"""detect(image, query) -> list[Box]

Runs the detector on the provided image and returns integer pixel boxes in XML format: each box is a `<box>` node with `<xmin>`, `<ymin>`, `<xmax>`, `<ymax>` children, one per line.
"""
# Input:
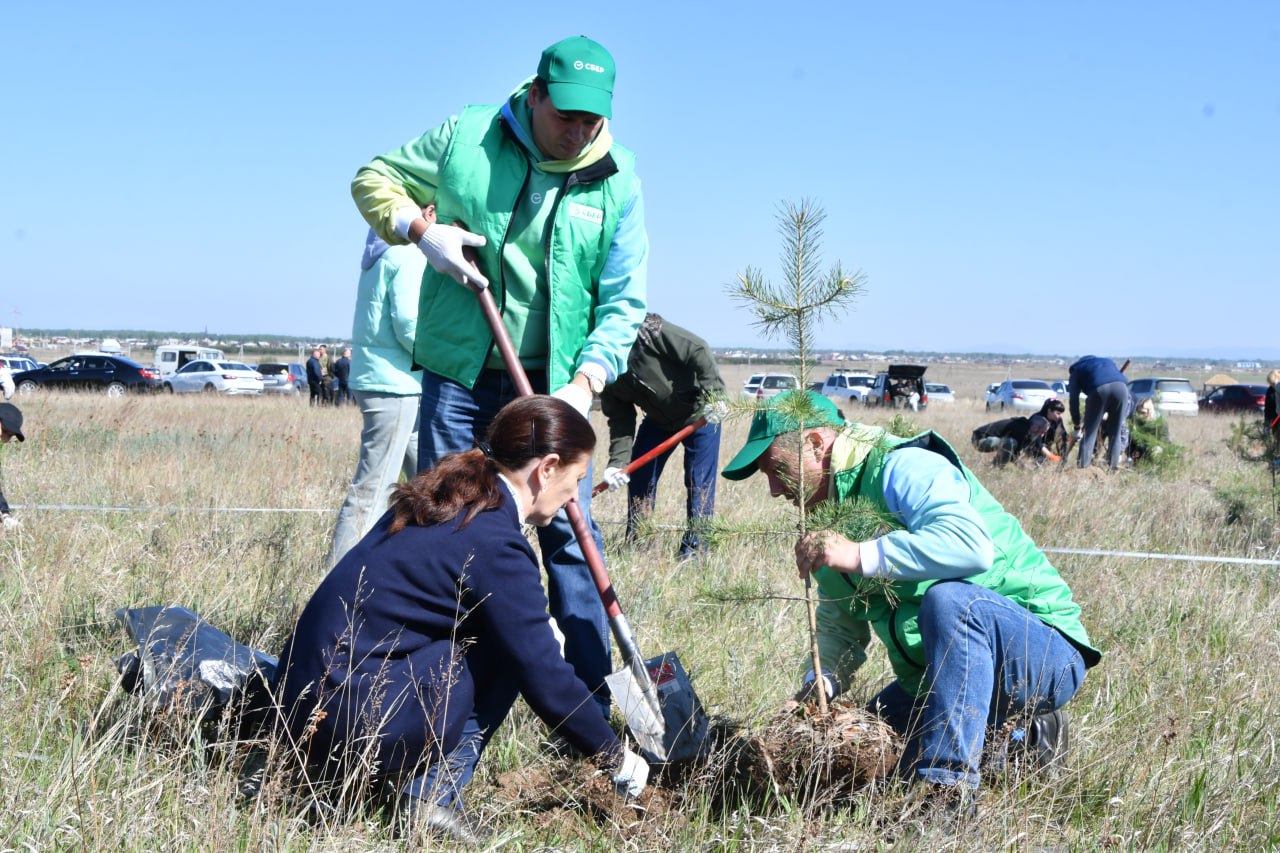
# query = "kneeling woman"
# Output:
<box><xmin>273</xmin><ymin>396</ymin><xmax>645</xmax><ymax>833</ymax></box>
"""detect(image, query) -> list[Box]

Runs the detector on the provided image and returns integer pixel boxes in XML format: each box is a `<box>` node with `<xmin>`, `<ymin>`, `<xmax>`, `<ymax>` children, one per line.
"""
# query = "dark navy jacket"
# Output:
<box><xmin>1066</xmin><ymin>356</ymin><xmax>1126</xmax><ymax>397</ymax></box>
<box><xmin>274</xmin><ymin>491</ymin><xmax>619</xmax><ymax>777</ymax></box>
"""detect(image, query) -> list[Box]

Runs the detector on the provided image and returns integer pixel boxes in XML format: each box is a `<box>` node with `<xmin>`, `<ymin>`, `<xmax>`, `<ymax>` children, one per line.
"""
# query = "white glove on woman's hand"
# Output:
<box><xmin>611</xmin><ymin>747</ymin><xmax>650</xmax><ymax>798</ymax></box>
<box><xmin>551</xmin><ymin>383</ymin><xmax>592</xmax><ymax>420</ymax></box>
<box><xmin>416</xmin><ymin>224</ymin><xmax>489</xmax><ymax>288</ymax></box>
<box><xmin>1</xmin><ymin>514</ymin><xmax>20</xmax><ymax>530</ymax></box>
<box><xmin>793</xmin><ymin>668</ymin><xmax>840</xmax><ymax>703</ymax></box>
<box><xmin>602</xmin><ymin>467</ymin><xmax>630</xmax><ymax>490</ymax></box>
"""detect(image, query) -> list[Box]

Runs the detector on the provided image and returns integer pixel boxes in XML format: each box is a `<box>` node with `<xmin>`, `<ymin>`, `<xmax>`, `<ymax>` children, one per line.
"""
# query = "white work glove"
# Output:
<box><xmin>416</xmin><ymin>223</ymin><xmax>489</xmax><ymax>289</ymax></box>
<box><xmin>1</xmin><ymin>514</ymin><xmax>20</xmax><ymax>530</ymax></box>
<box><xmin>1073</xmin><ymin>429</ymin><xmax>1084</xmax><ymax>442</ymax></box>
<box><xmin>602</xmin><ymin>467</ymin><xmax>630</xmax><ymax>491</ymax></box>
<box><xmin>611</xmin><ymin>746</ymin><xmax>650</xmax><ymax>798</ymax></box>
<box><xmin>551</xmin><ymin>383</ymin><xmax>592</xmax><ymax>420</ymax></box>
<box><xmin>700</xmin><ymin>399</ymin><xmax>729</xmax><ymax>425</ymax></box>
<box><xmin>794</xmin><ymin>669</ymin><xmax>840</xmax><ymax>703</ymax></box>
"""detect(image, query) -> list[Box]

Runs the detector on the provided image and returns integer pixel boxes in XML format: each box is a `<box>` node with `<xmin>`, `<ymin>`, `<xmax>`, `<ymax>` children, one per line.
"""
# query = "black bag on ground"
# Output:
<box><xmin>114</xmin><ymin>605</ymin><xmax>278</xmax><ymax>721</ymax></box>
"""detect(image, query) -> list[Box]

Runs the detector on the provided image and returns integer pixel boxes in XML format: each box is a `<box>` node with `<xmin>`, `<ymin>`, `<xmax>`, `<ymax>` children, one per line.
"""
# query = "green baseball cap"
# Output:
<box><xmin>537</xmin><ymin>36</ymin><xmax>616</xmax><ymax>119</ymax></box>
<box><xmin>721</xmin><ymin>391</ymin><xmax>843</xmax><ymax>481</ymax></box>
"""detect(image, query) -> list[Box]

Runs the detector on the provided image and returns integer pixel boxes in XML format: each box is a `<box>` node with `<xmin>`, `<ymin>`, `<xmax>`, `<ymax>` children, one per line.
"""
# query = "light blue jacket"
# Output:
<box><xmin>349</xmin><ymin>232</ymin><xmax>423</xmax><ymax>396</ymax></box>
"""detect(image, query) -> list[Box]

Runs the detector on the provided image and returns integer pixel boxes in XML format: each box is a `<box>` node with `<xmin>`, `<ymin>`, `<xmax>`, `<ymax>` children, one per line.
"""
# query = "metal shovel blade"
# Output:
<box><xmin>606</xmin><ymin>651</ymin><xmax>709</xmax><ymax>764</ymax></box>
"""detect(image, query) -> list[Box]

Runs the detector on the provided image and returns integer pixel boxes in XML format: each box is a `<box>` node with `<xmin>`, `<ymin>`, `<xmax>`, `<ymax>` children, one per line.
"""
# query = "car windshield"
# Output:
<box><xmin>1011</xmin><ymin>381</ymin><xmax>1052</xmax><ymax>390</ymax></box>
<box><xmin>849</xmin><ymin>376</ymin><xmax>873</xmax><ymax>387</ymax></box>
<box><xmin>1154</xmin><ymin>380</ymin><xmax>1194</xmax><ymax>394</ymax></box>
<box><xmin>763</xmin><ymin>376</ymin><xmax>796</xmax><ymax>389</ymax></box>
<box><xmin>258</xmin><ymin>364</ymin><xmax>286</xmax><ymax>375</ymax></box>
<box><xmin>926</xmin><ymin>384</ymin><xmax>951</xmax><ymax>393</ymax></box>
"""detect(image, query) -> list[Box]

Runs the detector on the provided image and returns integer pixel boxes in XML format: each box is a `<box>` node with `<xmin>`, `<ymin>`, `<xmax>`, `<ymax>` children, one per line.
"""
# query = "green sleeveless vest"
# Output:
<box><xmin>412</xmin><ymin>105</ymin><xmax>636</xmax><ymax>391</ymax></box>
<box><xmin>815</xmin><ymin>431</ymin><xmax>1100</xmax><ymax>696</ymax></box>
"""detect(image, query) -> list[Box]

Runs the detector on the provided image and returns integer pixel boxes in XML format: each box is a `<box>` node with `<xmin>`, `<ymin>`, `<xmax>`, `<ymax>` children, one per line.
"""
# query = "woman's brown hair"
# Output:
<box><xmin>388</xmin><ymin>395</ymin><xmax>596</xmax><ymax>532</ymax></box>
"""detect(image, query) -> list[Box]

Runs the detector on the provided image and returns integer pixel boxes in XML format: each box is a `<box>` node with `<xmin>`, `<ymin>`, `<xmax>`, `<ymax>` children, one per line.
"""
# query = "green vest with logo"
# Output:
<box><xmin>815</xmin><ymin>431</ymin><xmax>1100</xmax><ymax>696</ymax></box>
<box><xmin>414</xmin><ymin>105</ymin><xmax>636</xmax><ymax>391</ymax></box>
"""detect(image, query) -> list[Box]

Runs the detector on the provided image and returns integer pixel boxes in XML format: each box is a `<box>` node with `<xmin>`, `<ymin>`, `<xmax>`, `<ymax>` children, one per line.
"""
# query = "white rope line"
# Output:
<box><xmin>12</xmin><ymin>504</ymin><xmax>1280</xmax><ymax>566</ymax></box>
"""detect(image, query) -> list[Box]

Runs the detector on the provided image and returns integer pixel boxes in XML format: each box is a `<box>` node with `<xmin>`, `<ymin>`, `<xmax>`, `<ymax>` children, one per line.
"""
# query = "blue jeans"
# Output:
<box><xmin>412</xmin><ymin>369</ymin><xmax>612</xmax><ymax>807</ymax></box>
<box><xmin>627</xmin><ymin>418</ymin><xmax>720</xmax><ymax>558</ymax></box>
<box><xmin>866</xmin><ymin>580</ymin><xmax>1087</xmax><ymax>789</ymax></box>
<box><xmin>327</xmin><ymin>391</ymin><xmax>419</xmax><ymax>568</ymax></box>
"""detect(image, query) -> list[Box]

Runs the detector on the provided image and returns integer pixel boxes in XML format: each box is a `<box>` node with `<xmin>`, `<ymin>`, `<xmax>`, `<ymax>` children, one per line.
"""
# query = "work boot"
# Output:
<box><xmin>398</xmin><ymin>794</ymin><xmax>491</xmax><ymax>846</ymax></box>
<box><xmin>1027</xmin><ymin>708</ymin><xmax>1069</xmax><ymax>770</ymax></box>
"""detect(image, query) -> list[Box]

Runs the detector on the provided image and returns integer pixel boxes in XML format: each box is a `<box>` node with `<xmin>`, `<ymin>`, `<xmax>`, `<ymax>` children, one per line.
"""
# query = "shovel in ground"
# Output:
<box><xmin>464</xmin><ymin>268</ymin><xmax>708</xmax><ymax>764</ymax></box>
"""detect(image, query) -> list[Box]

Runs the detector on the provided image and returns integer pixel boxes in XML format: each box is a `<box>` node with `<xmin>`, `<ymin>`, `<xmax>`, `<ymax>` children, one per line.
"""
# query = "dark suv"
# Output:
<box><xmin>866</xmin><ymin>364</ymin><xmax>928</xmax><ymax>410</ymax></box>
<box><xmin>257</xmin><ymin>362</ymin><xmax>307</xmax><ymax>395</ymax></box>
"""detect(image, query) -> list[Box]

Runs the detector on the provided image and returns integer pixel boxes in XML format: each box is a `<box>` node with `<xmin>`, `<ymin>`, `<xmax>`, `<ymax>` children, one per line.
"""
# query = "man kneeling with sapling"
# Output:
<box><xmin>721</xmin><ymin>391</ymin><xmax>1101</xmax><ymax>819</ymax></box>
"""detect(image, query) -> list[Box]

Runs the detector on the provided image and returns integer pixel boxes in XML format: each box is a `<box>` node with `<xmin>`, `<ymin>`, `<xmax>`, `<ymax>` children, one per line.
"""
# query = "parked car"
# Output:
<box><xmin>0</xmin><ymin>355</ymin><xmax>39</xmax><ymax>374</ymax></box>
<box><xmin>866</xmin><ymin>364</ymin><xmax>928</xmax><ymax>409</ymax></box>
<box><xmin>987</xmin><ymin>379</ymin><xmax>1056</xmax><ymax>412</ymax></box>
<box><xmin>164</xmin><ymin>360</ymin><xmax>264</xmax><ymax>395</ymax></box>
<box><xmin>13</xmin><ymin>354</ymin><xmax>161</xmax><ymax>396</ymax></box>
<box><xmin>1199</xmin><ymin>384</ymin><xmax>1266</xmax><ymax>414</ymax></box>
<box><xmin>742</xmin><ymin>372</ymin><xmax>799</xmax><ymax>400</ymax></box>
<box><xmin>1048</xmin><ymin>380</ymin><xmax>1068</xmax><ymax>396</ymax></box>
<box><xmin>924</xmin><ymin>382</ymin><xmax>956</xmax><ymax>403</ymax></box>
<box><xmin>819</xmin><ymin>371</ymin><xmax>876</xmax><ymax>403</ymax></box>
<box><xmin>257</xmin><ymin>362</ymin><xmax>307</xmax><ymax>395</ymax></box>
<box><xmin>1127</xmin><ymin>377</ymin><xmax>1199</xmax><ymax>417</ymax></box>
<box><xmin>984</xmin><ymin>383</ymin><xmax>1002</xmax><ymax>407</ymax></box>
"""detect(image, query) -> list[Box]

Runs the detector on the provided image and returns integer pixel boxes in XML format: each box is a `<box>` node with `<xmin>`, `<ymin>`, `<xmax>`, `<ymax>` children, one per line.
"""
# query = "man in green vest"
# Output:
<box><xmin>722</xmin><ymin>392</ymin><xmax>1101</xmax><ymax>814</ymax></box>
<box><xmin>350</xmin><ymin>36</ymin><xmax>647</xmax><ymax>837</ymax></box>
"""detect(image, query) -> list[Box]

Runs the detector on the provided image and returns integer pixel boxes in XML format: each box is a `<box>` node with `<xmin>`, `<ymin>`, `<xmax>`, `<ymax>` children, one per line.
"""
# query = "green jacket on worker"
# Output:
<box><xmin>600</xmin><ymin>314</ymin><xmax>725</xmax><ymax>468</ymax></box>
<box><xmin>351</xmin><ymin>82</ymin><xmax>645</xmax><ymax>393</ymax></box>
<box><xmin>812</xmin><ymin>428</ymin><xmax>1101</xmax><ymax>698</ymax></box>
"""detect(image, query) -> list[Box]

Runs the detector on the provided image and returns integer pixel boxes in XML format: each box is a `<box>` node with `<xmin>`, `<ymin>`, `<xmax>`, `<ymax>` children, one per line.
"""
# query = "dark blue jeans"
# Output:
<box><xmin>866</xmin><ymin>580</ymin><xmax>1087</xmax><ymax>789</ymax></box>
<box><xmin>410</xmin><ymin>368</ymin><xmax>611</xmax><ymax>808</ymax></box>
<box><xmin>626</xmin><ymin>418</ymin><xmax>720</xmax><ymax>558</ymax></box>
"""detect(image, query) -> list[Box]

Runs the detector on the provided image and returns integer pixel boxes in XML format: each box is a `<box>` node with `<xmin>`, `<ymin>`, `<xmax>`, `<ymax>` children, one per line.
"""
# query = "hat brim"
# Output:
<box><xmin>721</xmin><ymin>433</ymin><xmax>774</xmax><ymax>481</ymax></box>
<box><xmin>545</xmin><ymin>81</ymin><xmax>612</xmax><ymax>119</ymax></box>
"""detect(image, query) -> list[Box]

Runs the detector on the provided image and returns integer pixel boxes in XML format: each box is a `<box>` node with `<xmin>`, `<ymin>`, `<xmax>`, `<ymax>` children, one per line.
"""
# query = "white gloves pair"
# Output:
<box><xmin>1</xmin><ymin>513</ymin><xmax>20</xmax><ymax>531</ymax></box>
<box><xmin>611</xmin><ymin>746</ymin><xmax>650</xmax><ymax>798</ymax></box>
<box><xmin>700</xmin><ymin>399</ymin><xmax>729</xmax><ymax>425</ymax></box>
<box><xmin>416</xmin><ymin>223</ymin><xmax>489</xmax><ymax>289</ymax></box>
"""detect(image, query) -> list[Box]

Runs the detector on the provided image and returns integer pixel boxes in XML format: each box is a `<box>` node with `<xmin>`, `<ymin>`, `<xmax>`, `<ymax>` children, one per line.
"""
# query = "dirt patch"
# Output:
<box><xmin>491</xmin><ymin>700</ymin><xmax>900</xmax><ymax>841</ymax></box>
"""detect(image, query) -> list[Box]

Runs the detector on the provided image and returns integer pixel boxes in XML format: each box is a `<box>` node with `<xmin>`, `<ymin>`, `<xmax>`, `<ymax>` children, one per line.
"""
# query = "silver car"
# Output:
<box><xmin>164</xmin><ymin>360</ymin><xmax>264</xmax><ymax>395</ymax></box>
<box><xmin>1128</xmin><ymin>377</ymin><xmax>1198</xmax><ymax>416</ymax></box>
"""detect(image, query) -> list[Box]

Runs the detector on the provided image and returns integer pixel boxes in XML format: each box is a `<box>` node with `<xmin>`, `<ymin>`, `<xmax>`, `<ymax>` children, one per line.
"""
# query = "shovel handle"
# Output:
<box><xmin>592</xmin><ymin>417</ymin><xmax>709</xmax><ymax>497</ymax></box>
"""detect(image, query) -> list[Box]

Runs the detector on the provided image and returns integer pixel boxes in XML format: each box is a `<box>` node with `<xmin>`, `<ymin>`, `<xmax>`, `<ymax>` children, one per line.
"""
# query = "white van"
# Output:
<box><xmin>154</xmin><ymin>345</ymin><xmax>226</xmax><ymax>376</ymax></box>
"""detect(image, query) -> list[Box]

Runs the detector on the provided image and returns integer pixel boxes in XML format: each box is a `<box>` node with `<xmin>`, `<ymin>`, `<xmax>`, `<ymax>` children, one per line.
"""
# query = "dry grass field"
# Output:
<box><xmin>2</xmin><ymin>365</ymin><xmax>1278</xmax><ymax>850</ymax></box>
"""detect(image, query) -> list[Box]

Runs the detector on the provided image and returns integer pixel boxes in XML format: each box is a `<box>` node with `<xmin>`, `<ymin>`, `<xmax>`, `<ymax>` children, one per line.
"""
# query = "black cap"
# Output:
<box><xmin>0</xmin><ymin>403</ymin><xmax>24</xmax><ymax>441</ymax></box>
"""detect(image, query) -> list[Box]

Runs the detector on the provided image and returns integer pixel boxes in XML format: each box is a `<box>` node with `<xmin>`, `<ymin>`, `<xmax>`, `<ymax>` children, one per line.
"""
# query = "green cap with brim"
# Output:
<box><xmin>721</xmin><ymin>391</ymin><xmax>843</xmax><ymax>481</ymax></box>
<box><xmin>537</xmin><ymin>36</ymin><xmax>615</xmax><ymax>119</ymax></box>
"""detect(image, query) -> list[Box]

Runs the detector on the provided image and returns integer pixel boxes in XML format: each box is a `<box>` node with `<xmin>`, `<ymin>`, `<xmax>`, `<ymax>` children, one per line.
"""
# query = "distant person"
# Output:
<box><xmin>327</xmin><ymin>216</ymin><xmax>429</xmax><ymax>569</ymax></box>
<box><xmin>319</xmin><ymin>344</ymin><xmax>335</xmax><ymax>405</ymax></box>
<box><xmin>1036</xmin><ymin>398</ymin><xmax>1069</xmax><ymax>456</ymax></box>
<box><xmin>274</xmin><ymin>397</ymin><xmax>647</xmax><ymax>843</ymax></box>
<box><xmin>1266</xmin><ymin>370</ymin><xmax>1280</xmax><ymax>445</ymax></box>
<box><xmin>333</xmin><ymin>348</ymin><xmax>353</xmax><ymax>406</ymax></box>
<box><xmin>305</xmin><ymin>348</ymin><xmax>325</xmax><ymax>406</ymax></box>
<box><xmin>0</xmin><ymin>403</ymin><xmax>25</xmax><ymax>532</ymax></box>
<box><xmin>971</xmin><ymin>415</ymin><xmax>1058</xmax><ymax>467</ymax></box>
<box><xmin>1067</xmin><ymin>355</ymin><xmax>1129</xmax><ymax>471</ymax></box>
<box><xmin>598</xmin><ymin>313</ymin><xmax>727</xmax><ymax>560</ymax></box>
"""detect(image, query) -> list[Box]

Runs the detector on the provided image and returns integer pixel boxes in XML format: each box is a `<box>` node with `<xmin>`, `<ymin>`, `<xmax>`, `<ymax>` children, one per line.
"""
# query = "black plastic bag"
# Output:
<box><xmin>115</xmin><ymin>605</ymin><xmax>278</xmax><ymax>719</ymax></box>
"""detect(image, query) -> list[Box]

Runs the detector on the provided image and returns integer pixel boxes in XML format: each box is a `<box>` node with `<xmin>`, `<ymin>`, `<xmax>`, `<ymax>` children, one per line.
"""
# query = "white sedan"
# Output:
<box><xmin>164</xmin><ymin>360</ymin><xmax>264</xmax><ymax>395</ymax></box>
<box><xmin>925</xmin><ymin>383</ymin><xmax>956</xmax><ymax>403</ymax></box>
<box><xmin>987</xmin><ymin>379</ymin><xmax>1057</xmax><ymax>412</ymax></box>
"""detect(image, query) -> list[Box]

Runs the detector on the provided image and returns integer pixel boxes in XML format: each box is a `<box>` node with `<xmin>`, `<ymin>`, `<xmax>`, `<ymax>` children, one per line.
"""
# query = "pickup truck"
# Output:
<box><xmin>819</xmin><ymin>371</ymin><xmax>876</xmax><ymax>403</ymax></box>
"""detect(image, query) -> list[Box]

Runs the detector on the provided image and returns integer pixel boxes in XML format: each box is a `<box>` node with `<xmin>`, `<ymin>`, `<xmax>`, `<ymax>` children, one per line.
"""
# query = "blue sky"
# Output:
<box><xmin>2</xmin><ymin>2</ymin><xmax>1276</xmax><ymax>359</ymax></box>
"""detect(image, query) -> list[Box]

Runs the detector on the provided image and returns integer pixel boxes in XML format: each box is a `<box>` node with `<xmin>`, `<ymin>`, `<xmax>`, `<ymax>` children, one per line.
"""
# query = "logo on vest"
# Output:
<box><xmin>531</xmin><ymin>192</ymin><xmax>543</xmax><ymax>205</ymax></box>
<box><xmin>567</xmin><ymin>202</ymin><xmax>603</xmax><ymax>226</ymax></box>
